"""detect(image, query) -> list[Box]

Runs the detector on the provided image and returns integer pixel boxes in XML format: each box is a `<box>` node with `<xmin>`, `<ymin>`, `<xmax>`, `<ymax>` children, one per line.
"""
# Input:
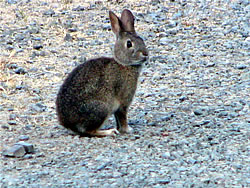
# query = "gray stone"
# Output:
<box><xmin>16</xmin><ymin>141</ymin><xmax>35</xmax><ymax>153</ymax></box>
<box><xmin>206</xmin><ymin>62</ymin><xmax>215</xmax><ymax>67</ymax></box>
<box><xmin>162</xmin><ymin>152</ymin><xmax>171</xmax><ymax>159</ymax></box>
<box><xmin>2</xmin><ymin>145</ymin><xmax>26</xmax><ymax>157</ymax></box>
<box><xmin>159</xmin><ymin>37</ymin><xmax>173</xmax><ymax>45</ymax></box>
<box><xmin>157</xmin><ymin>179</ymin><xmax>170</xmax><ymax>184</ymax></box>
<box><xmin>236</xmin><ymin>64</ymin><xmax>247</xmax><ymax>69</ymax></box>
<box><xmin>30</xmin><ymin>103</ymin><xmax>47</xmax><ymax>112</ymax></box>
<box><xmin>68</xmin><ymin>28</ymin><xmax>77</xmax><ymax>32</ymax></box>
<box><xmin>14</xmin><ymin>67</ymin><xmax>27</xmax><ymax>74</ymax></box>
<box><xmin>218</xmin><ymin>111</ymin><xmax>228</xmax><ymax>117</ymax></box>
<box><xmin>64</xmin><ymin>33</ymin><xmax>73</xmax><ymax>41</ymax></box>
<box><xmin>43</xmin><ymin>9</ymin><xmax>55</xmax><ymax>16</ymax></box>
<box><xmin>72</xmin><ymin>6</ymin><xmax>85</xmax><ymax>11</ymax></box>
<box><xmin>33</xmin><ymin>44</ymin><xmax>43</xmax><ymax>50</ymax></box>
<box><xmin>8</xmin><ymin>120</ymin><xmax>17</xmax><ymax>125</ymax></box>
<box><xmin>6</xmin><ymin>0</ymin><xmax>17</xmax><ymax>4</ymax></box>
<box><xmin>19</xmin><ymin>135</ymin><xmax>30</xmax><ymax>141</ymax></box>
<box><xmin>194</xmin><ymin>109</ymin><xmax>203</xmax><ymax>116</ymax></box>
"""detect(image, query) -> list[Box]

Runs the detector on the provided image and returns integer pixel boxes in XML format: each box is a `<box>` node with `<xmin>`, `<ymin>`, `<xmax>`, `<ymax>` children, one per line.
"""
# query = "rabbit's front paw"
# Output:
<box><xmin>119</xmin><ymin>126</ymin><xmax>133</xmax><ymax>134</ymax></box>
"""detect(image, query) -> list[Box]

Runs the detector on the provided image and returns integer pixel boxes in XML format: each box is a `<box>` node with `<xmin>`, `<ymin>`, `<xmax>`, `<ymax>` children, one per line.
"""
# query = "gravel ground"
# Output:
<box><xmin>0</xmin><ymin>0</ymin><xmax>249</xmax><ymax>187</ymax></box>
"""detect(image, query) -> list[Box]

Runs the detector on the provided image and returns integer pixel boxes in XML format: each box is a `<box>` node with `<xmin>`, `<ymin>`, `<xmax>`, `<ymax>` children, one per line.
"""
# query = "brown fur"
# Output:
<box><xmin>56</xmin><ymin>9</ymin><xmax>148</xmax><ymax>136</ymax></box>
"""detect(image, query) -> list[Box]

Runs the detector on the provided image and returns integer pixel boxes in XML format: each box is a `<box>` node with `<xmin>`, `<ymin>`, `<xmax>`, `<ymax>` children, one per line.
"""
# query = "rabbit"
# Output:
<box><xmin>56</xmin><ymin>9</ymin><xmax>148</xmax><ymax>137</ymax></box>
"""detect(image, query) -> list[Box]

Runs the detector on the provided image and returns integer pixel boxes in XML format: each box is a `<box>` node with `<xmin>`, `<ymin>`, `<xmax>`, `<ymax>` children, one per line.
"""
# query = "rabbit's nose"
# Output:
<box><xmin>142</xmin><ymin>51</ymin><xmax>149</xmax><ymax>57</ymax></box>
<box><xmin>140</xmin><ymin>50</ymin><xmax>149</xmax><ymax>62</ymax></box>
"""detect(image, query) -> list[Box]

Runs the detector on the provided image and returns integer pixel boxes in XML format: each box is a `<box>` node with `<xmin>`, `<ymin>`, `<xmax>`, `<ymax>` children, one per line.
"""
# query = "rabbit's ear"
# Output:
<box><xmin>109</xmin><ymin>11</ymin><xmax>123</xmax><ymax>35</ymax></box>
<box><xmin>121</xmin><ymin>9</ymin><xmax>135</xmax><ymax>33</ymax></box>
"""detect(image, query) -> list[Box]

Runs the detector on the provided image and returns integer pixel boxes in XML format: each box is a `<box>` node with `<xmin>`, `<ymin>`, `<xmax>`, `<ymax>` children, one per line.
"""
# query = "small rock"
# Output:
<box><xmin>178</xmin><ymin>167</ymin><xmax>187</xmax><ymax>172</ymax></box>
<box><xmin>30</xmin><ymin>103</ymin><xmax>47</xmax><ymax>112</ymax></box>
<box><xmin>64</xmin><ymin>33</ymin><xmax>73</xmax><ymax>41</ymax></box>
<box><xmin>8</xmin><ymin>120</ymin><xmax>17</xmax><ymax>125</ymax></box>
<box><xmin>31</xmin><ymin>51</ymin><xmax>40</xmax><ymax>58</ymax></box>
<box><xmin>102</xmin><ymin>24</ymin><xmax>110</xmax><ymax>30</ymax></box>
<box><xmin>24</xmin><ymin>124</ymin><xmax>34</xmax><ymax>130</ymax></box>
<box><xmin>43</xmin><ymin>9</ymin><xmax>55</xmax><ymax>16</ymax></box>
<box><xmin>131</xmin><ymin>135</ymin><xmax>140</xmax><ymax>140</ymax></box>
<box><xmin>9</xmin><ymin>114</ymin><xmax>17</xmax><ymax>120</ymax></box>
<box><xmin>218</xmin><ymin>111</ymin><xmax>228</xmax><ymax>117</ymax></box>
<box><xmin>151</xmin><ymin>0</ymin><xmax>160</xmax><ymax>5</ymax></box>
<box><xmin>68</xmin><ymin>28</ymin><xmax>77</xmax><ymax>32</ymax></box>
<box><xmin>32</xmin><ymin>37</ymin><xmax>42</xmax><ymax>41</ymax></box>
<box><xmin>206</xmin><ymin>62</ymin><xmax>215</xmax><ymax>67</ymax></box>
<box><xmin>1</xmin><ymin>125</ymin><xmax>9</xmax><ymax>129</ymax></box>
<box><xmin>16</xmin><ymin>85</ymin><xmax>26</xmax><ymax>90</ymax></box>
<box><xmin>2</xmin><ymin>145</ymin><xmax>26</xmax><ymax>157</ymax></box>
<box><xmin>161</xmin><ymin>115</ymin><xmax>173</xmax><ymax>121</ymax></box>
<box><xmin>179</xmin><ymin>96</ymin><xmax>188</xmax><ymax>102</ymax></box>
<box><xmin>236</xmin><ymin>64</ymin><xmax>247</xmax><ymax>69</ymax></box>
<box><xmin>166</xmin><ymin>20</ymin><xmax>177</xmax><ymax>28</ymax></box>
<box><xmin>158</xmin><ymin>179</ymin><xmax>170</xmax><ymax>184</ymax></box>
<box><xmin>162</xmin><ymin>152</ymin><xmax>171</xmax><ymax>159</ymax></box>
<box><xmin>16</xmin><ymin>141</ymin><xmax>34</xmax><ymax>153</ymax></box>
<box><xmin>166</xmin><ymin>28</ymin><xmax>178</xmax><ymax>35</ymax></box>
<box><xmin>33</xmin><ymin>44</ymin><xmax>43</xmax><ymax>50</ymax></box>
<box><xmin>29</xmin><ymin>27</ymin><xmax>40</xmax><ymax>34</ymax></box>
<box><xmin>15</xmin><ymin>34</ymin><xmax>25</xmax><ymax>41</ymax></box>
<box><xmin>72</xmin><ymin>6</ymin><xmax>85</xmax><ymax>11</ymax></box>
<box><xmin>194</xmin><ymin>109</ymin><xmax>203</xmax><ymax>116</ymax></box>
<box><xmin>39</xmin><ymin>51</ymin><xmax>47</xmax><ymax>56</ymax></box>
<box><xmin>79</xmin><ymin>56</ymin><xmax>87</xmax><ymax>63</ymax></box>
<box><xmin>6</xmin><ymin>0</ymin><xmax>17</xmax><ymax>4</ymax></box>
<box><xmin>159</xmin><ymin>37</ymin><xmax>173</xmax><ymax>45</ymax></box>
<box><xmin>19</xmin><ymin>135</ymin><xmax>30</xmax><ymax>141</ymax></box>
<box><xmin>6</xmin><ymin>63</ymin><xmax>18</xmax><ymax>69</ymax></box>
<box><xmin>23</xmin><ymin>154</ymin><xmax>33</xmax><ymax>159</ymax></box>
<box><xmin>14</xmin><ymin>67</ymin><xmax>27</xmax><ymax>74</ymax></box>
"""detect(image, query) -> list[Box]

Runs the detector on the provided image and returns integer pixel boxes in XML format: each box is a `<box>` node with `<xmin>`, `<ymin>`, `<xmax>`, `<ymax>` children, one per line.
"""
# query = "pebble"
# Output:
<box><xmin>6</xmin><ymin>0</ymin><xmax>17</xmax><ymax>4</ymax></box>
<box><xmin>2</xmin><ymin>145</ymin><xmax>26</xmax><ymax>157</ymax></box>
<box><xmin>206</xmin><ymin>62</ymin><xmax>215</xmax><ymax>67</ymax></box>
<box><xmin>159</xmin><ymin>37</ymin><xmax>173</xmax><ymax>45</ymax></box>
<box><xmin>72</xmin><ymin>6</ymin><xmax>85</xmax><ymax>11</ymax></box>
<box><xmin>218</xmin><ymin>111</ymin><xmax>228</xmax><ymax>117</ymax></box>
<box><xmin>43</xmin><ymin>9</ymin><xmax>55</xmax><ymax>16</ymax></box>
<box><xmin>68</xmin><ymin>28</ymin><xmax>77</xmax><ymax>32</ymax></box>
<box><xmin>236</xmin><ymin>64</ymin><xmax>247</xmax><ymax>69</ymax></box>
<box><xmin>162</xmin><ymin>152</ymin><xmax>171</xmax><ymax>159</ymax></box>
<box><xmin>19</xmin><ymin>135</ymin><xmax>30</xmax><ymax>141</ymax></box>
<box><xmin>29</xmin><ymin>103</ymin><xmax>47</xmax><ymax>112</ymax></box>
<box><xmin>8</xmin><ymin>120</ymin><xmax>17</xmax><ymax>125</ymax></box>
<box><xmin>64</xmin><ymin>33</ymin><xmax>73</xmax><ymax>41</ymax></box>
<box><xmin>193</xmin><ymin>109</ymin><xmax>203</xmax><ymax>116</ymax></box>
<box><xmin>14</xmin><ymin>67</ymin><xmax>27</xmax><ymax>74</ymax></box>
<box><xmin>1</xmin><ymin>125</ymin><xmax>9</xmax><ymax>129</ymax></box>
<box><xmin>15</xmin><ymin>141</ymin><xmax>35</xmax><ymax>153</ymax></box>
<box><xmin>33</xmin><ymin>44</ymin><xmax>43</xmax><ymax>50</ymax></box>
<box><xmin>157</xmin><ymin>179</ymin><xmax>170</xmax><ymax>184</ymax></box>
<box><xmin>9</xmin><ymin>114</ymin><xmax>17</xmax><ymax>120</ymax></box>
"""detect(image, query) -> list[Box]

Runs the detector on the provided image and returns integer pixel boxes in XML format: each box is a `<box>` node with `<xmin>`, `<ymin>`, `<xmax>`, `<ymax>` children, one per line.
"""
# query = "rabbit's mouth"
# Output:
<box><xmin>135</xmin><ymin>55</ymin><xmax>148</xmax><ymax>63</ymax></box>
<box><xmin>130</xmin><ymin>57</ymin><xmax>148</xmax><ymax>66</ymax></box>
<box><xmin>141</xmin><ymin>56</ymin><xmax>148</xmax><ymax>62</ymax></box>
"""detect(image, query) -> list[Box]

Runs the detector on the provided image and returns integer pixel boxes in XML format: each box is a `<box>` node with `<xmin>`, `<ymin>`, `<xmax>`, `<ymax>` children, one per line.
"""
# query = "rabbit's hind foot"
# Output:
<box><xmin>85</xmin><ymin>128</ymin><xmax>119</xmax><ymax>137</ymax></box>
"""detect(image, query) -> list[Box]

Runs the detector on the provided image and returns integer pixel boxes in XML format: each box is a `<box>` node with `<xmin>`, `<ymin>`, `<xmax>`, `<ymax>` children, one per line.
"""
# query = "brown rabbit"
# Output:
<box><xmin>56</xmin><ymin>9</ymin><xmax>148</xmax><ymax>137</ymax></box>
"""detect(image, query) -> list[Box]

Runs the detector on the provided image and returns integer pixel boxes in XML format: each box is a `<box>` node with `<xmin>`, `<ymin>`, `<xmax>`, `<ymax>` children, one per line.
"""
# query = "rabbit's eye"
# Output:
<box><xmin>127</xmin><ymin>40</ymin><xmax>132</xmax><ymax>48</ymax></box>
